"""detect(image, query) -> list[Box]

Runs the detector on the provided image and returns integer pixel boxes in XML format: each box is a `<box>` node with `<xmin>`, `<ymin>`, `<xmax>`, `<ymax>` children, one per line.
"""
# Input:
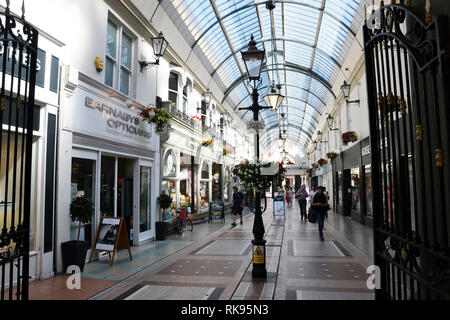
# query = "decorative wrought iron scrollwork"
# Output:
<box><xmin>365</xmin><ymin>4</ymin><xmax>440</xmax><ymax>70</ymax></box>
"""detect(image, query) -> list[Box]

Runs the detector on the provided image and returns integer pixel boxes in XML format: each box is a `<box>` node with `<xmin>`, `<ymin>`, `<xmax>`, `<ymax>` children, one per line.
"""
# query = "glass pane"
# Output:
<box><xmin>71</xmin><ymin>158</ymin><xmax>96</xmax><ymax>246</ymax></box>
<box><xmin>106</xmin><ymin>20</ymin><xmax>117</xmax><ymax>58</ymax></box>
<box><xmin>169</xmin><ymin>91</ymin><xmax>178</xmax><ymax>105</ymax></box>
<box><xmin>105</xmin><ymin>57</ymin><xmax>114</xmax><ymax>87</ymax></box>
<box><xmin>200</xmin><ymin>181</ymin><xmax>209</xmax><ymax>209</ymax></box>
<box><xmin>169</xmin><ymin>72</ymin><xmax>178</xmax><ymax>91</ymax></box>
<box><xmin>101</xmin><ymin>156</ymin><xmax>115</xmax><ymax>217</ymax></box>
<box><xmin>121</xmin><ymin>32</ymin><xmax>132</xmax><ymax>69</ymax></box>
<box><xmin>140</xmin><ymin>166</ymin><xmax>151</xmax><ymax>233</ymax></box>
<box><xmin>120</xmin><ymin>68</ymin><xmax>130</xmax><ymax>96</ymax></box>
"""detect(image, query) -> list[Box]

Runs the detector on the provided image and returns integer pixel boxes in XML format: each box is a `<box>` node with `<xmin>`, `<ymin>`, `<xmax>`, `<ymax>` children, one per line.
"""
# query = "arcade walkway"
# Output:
<box><xmin>25</xmin><ymin>200</ymin><xmax>374</xmax><ymax>300</ymax></box>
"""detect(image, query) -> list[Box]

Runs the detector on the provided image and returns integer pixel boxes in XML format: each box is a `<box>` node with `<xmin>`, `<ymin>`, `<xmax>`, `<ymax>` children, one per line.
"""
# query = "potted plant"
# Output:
<box><xmin>61</xmin><ymin>191</ymin><xmax>94</xmax><ymax>272</ymax></box>
<box><xmin>141</xmin><ymin>106</ymin><xmax>172</xmax><ymax>134</ymax></box>
<box><xmin>341</xmin><ymin>131</ymin><xmax>358</xmax><ymax>145</ymax></box>
<box><xmin>156</xmin><ymin>192</ymin><xmax>173</xmax><ymax>241</ymax></box>
<box><xmin>317</xmin><ymin>158</ymin><xmax>328</xmax><ymax>167</ymax></box>
<box><xmin>327</xmin><ymin>152</ymin><xmax>339</xmax><ymax>160</ymax></box>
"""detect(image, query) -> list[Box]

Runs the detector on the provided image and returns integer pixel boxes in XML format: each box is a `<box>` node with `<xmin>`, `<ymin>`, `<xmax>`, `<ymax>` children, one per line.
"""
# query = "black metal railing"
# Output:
<box><xmin>364</xmin><ymin>2</ymin><xmax>450</xmax><ymax>300</ymax></box>
<box><xmin>0</xmin><ymin>10</ymin><xmax>39</xmax><ymax>300</ymax></box>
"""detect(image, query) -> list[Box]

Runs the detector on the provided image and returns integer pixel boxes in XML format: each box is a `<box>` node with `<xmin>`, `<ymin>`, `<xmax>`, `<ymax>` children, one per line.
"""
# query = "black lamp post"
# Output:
<box><xmin>139</xmin><ymin>31</ymin><xmax>169</xmax><ymax>72</ymax></box>
<box><xmin>239</xmin><ymin>34</ymin><xmax>270</xmax><ymax>279</ymax></box>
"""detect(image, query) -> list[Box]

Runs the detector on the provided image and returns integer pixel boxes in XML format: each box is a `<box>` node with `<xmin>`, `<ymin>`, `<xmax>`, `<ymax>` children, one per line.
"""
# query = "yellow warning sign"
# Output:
<box><xmin>253</xmin><ymin>247</ymin><xmax>264</xmax><ymax>264</ymax></box>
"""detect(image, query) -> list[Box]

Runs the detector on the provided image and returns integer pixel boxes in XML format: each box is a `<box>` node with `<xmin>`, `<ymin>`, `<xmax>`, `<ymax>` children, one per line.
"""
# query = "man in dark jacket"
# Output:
<box><xmin>231</xmin><ymin>186</ymin><xmax>244</xmax><ymax>227</ymax></box>
<box><xmin>295</xmin><ymin>184</ymin><xmax>309</xmax><ymax>221</ymax></box>
<box><xmin>311</xmin><ymin>186</ymin><xmax>329</xmax><ymax>240</ymax></box>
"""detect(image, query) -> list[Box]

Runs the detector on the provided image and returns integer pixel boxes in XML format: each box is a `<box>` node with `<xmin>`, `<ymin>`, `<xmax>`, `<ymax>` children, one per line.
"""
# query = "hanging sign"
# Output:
<box><xmin>89</xmin><ymin>217</ymin><xmax>132</xmax><ymax>266</ymax></box>
<box><xmin>247</xmin><ymin>120</ymin><xmax>265</xmax><ymax>132</ymax></box>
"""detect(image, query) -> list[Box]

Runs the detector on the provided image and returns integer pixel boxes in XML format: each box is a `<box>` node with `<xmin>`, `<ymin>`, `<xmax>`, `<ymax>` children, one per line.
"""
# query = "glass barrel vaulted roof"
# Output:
<box><xmin>160</xmin><ymin>0</ymin><xmax>365</xmax><ymax>150</ymax></box>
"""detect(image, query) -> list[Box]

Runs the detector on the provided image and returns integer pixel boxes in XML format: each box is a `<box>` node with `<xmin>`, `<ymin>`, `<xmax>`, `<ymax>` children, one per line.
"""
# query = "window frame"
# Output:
<box><xmin>168</xmin><ymin>71</ymin><xmax>179</xmax><ymax>108</ymax></box>
<box><xmin>104</xmin><ymin>16</ymin><xmax>135</xmax><ymax>97</ymax></box>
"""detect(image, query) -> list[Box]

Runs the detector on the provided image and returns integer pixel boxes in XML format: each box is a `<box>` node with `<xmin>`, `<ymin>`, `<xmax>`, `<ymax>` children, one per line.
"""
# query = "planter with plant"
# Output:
<box><xmin>156</xmin><ymin>193</ymin><xmax>173</xmax><ymax>241</ymax></box>
<box><xmin>317</xmin><ymin>158</ymin><xmax>328</xmax><ymax>167</ymax></box>
<box><xmin>61</xmin><ymin>191</ymin><xmax>94</xmax><ymax>272</ymax></box>
<box><xmin>341</xmin><ymin>131</ymin><xmax>358</xmax><ymax>145</ymax></box>
<box><xmin>140</xmin><ymin>106</ymin><xmax>172</xmax><ymax>134</ymax></box>
<box><xmin>327</xmin><ymin>152</ymin><xmax>339</xmax><ymax>160</ymax></box>
<box><xmin>202</xmin><ymin>138</ymin><xmax>214</xmax><ymax>147</ymax></box>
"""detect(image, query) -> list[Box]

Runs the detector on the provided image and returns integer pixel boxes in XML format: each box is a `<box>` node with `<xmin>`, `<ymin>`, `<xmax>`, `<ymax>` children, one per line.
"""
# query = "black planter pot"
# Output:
<box><xmin>155</xmin><ymin>221</ymin><xmax>169</xmax><ymax>241</ymax></box>
<box><xmin>61</xmin><ymin>240</ymin><xmax>89</xmax><ymax>272</ymax></box>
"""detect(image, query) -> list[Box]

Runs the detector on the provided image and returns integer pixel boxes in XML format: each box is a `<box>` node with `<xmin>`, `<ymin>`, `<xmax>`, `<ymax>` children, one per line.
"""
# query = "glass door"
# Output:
<box><xmin>138</xmin><ymin>160</ymin><xmax>153</xmax><ymax>242</ymax></box>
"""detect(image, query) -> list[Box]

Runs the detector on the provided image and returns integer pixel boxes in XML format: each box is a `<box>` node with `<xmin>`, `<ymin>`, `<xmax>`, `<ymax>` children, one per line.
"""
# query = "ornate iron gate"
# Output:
<box><xmin>0</xmin><ymin>9</ymin><xmax>39</xmax><ymax>300</ymax></box>
<box><xmin>364</xmin><ymin>2</ymin><xmax>450</xmax><ymax>299</ymax></box>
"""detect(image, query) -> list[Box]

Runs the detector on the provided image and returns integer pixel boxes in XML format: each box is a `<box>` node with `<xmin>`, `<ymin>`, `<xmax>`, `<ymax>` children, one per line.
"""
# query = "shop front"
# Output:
<box><xmin>64</xmin><ymin>86</ymin><xmax>160</xmax><ymax>264</ymax></box>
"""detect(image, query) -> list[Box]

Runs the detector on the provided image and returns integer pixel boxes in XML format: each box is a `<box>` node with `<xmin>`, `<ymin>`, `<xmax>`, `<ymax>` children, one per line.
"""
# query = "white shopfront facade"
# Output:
<box><xmin>56</xmin><ymin>74</ymin><xmax>160</xmax><ymax>271</ymax></box>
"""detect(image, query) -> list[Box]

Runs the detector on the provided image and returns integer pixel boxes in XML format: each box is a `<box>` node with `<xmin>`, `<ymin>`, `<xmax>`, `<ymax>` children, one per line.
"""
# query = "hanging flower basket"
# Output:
<box><xmin>312</xmin><ymin>162</ymin><xmax>319</xmax><ymax>169</ymax></box>
<box><xmin>232</xmin><ymin>160</ymin><xmax>271</xmax><ymax>192</ymax></box>
<box><xmin>317</xmin><ymin>158</ymin><xmax>328</xmax><ymax>167</ymax></box>
<box><xmin>327</xmin><ymin>152</ymin><xmax>338</xmax><ymax>160</ymax></box>
<box><xmin>141</xmin><ymin>106</ymin><xmax>172</xmax><ymax>134</ymax></box>
<box><xmin>341</xmin><ymin>131</ymin><xmax>358</xmax><ymax>145</ymax></box>
<box><xmin>202</xmin><ymin>138</ymin><xmax>214</xmax><ymax>147</ymax></box>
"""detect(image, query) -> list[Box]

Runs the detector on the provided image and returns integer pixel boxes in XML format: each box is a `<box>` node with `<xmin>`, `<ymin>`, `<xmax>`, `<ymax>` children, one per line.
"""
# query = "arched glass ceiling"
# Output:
<box><xmin>161</xmin><ymin>0</ymin><xmax>364</xmax><ymax>150</ymax></box>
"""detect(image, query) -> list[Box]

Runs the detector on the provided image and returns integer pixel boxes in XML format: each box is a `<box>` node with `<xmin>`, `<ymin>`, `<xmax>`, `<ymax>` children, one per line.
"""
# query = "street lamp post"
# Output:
<box><xmin>239</xmin><ymin>35</ymin><xmax>276</xmax><ymax>279</ymax></box>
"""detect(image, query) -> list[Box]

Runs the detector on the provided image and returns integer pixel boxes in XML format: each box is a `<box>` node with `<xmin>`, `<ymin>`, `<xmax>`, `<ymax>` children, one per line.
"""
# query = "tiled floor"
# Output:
<box><xmin>21</xmin><ymin>201</ymin><xmax>375</xmax><ymax>300</ymax></box>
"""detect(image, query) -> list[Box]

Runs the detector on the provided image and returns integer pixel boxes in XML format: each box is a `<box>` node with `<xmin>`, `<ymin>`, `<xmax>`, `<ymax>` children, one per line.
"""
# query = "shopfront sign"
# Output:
<box><xmin>75</xmin><ymin>92</ymin><xmax>156</xmax><ymax>150</ymax></box>
<box><xmin>362</xmin><ymin>145</ymin><xmax>371</xmax><ymax>157</ymax></box>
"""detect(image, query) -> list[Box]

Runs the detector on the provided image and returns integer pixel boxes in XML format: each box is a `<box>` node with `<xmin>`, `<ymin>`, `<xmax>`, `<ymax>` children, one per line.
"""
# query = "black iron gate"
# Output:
<box><xmin>0</xmin><ymin>9</ymin><xmax>39</xmax><ymax>300</ymax></box>
<box><xmin>364</xmin><ymin>2</ymin><xmax>450</xmax><ymax>299</ymax></box>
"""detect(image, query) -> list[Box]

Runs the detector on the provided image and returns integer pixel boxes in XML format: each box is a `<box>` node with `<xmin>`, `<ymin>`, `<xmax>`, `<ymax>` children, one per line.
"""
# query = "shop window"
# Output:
<box><xmin>168</xmin><ymin>72</ymin><xmax>178</xmax><ymax>107</ymax></box>
<box><xmin>224</xmin><ymin>167</ymin><xmax>231</xmax><ymax>203</ymax></box>
<box><xmin>199</xmin><ymin>182</ymin><xmax>209</xmax><ymax>209</ymax></box>
<box><xmin>182</xmin><ymin>82</ymin><xmax>189</xmax><ymax>114</ymax></box>
<box><xmin>0</xmin><ymin>135</ymin><xmax>36</xmax><ymax>250</ymax></box>
<box><xmin>100</xmin><ymin>156</ymin><xmax>115</xmax><ymax>217</ymax></box>
<box><xmin>105</xmin><ymin>18</ymin><xmax>134</xmax><ymax>96</ymax></box>
<box><xmin>351</xmin><ymin>167</ymin><xmax>360</xmax><ymax>211</ymax></box>
<box><xmin>139</xmin><ymin>166</ymin><xmax>151</xmax><ymax>233</ymax></box>
<box><xmin>337</xmin><ymin>172</ymin><xmax>342</xmax><ymax>205</ymax></box>
<box><xmin>71</xmin><ymin>157</ymin><xmax>96</xmax><ymax>246</ymax></box>
<box><xmin>212</xmin><ymin>163</ymin><xmax>221</xmax><ymax>202</ymax></box>
<box><xmin>179</xmin><ymin>166</ymin><xmax>197</xmax><ymax>209</ymax></box>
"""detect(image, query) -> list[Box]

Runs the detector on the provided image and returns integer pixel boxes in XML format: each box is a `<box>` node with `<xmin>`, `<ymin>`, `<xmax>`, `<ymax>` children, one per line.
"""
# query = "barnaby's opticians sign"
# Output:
<box><xmin>75</xmin><ymin>92</ymin><xmax>155</xmax><ymax>149</ymax></box>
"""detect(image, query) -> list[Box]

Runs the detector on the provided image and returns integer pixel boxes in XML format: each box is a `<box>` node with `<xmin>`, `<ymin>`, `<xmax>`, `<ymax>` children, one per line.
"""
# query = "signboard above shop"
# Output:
<box><xmin>74</xmin><ymin>90</ymin><xmax>157</xmax><ymax>151</ymax></box>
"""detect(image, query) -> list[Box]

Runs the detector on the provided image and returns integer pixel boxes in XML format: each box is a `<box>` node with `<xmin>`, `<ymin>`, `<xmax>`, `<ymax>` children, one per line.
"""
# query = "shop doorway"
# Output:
<box><xmin>117</xmin><ymin>158</ymin><xmax>134</xmax><ymax>244</ymax></box>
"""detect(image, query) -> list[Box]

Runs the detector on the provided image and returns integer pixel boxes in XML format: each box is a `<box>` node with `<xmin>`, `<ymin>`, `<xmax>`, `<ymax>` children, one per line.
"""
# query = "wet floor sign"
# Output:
<box><xmin>253</xmin><ymin>246</ymin><xmax>264</xmax><ymax>264</ymax></box>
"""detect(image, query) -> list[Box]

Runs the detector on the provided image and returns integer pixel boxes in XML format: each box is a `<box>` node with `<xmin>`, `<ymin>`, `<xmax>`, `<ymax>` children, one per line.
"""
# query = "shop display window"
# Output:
<box><xmin>0</xmin><ymin>135</ymin><xmax>37</xmax><ymax>250</ymax></box>
<box><xmin>179</xmin><ymin>165</ymin><xmax>197</xmax><ymax>209</ymax></box>
<box><xmin>224</xmin><ymin>167</ymin><xmax>232</xmax><ymax>203</ymax></box>
<box><xmin>212</xmin><ymin>163</ymin><xmax>221</xmax><ymax>202</ymax></box>
<box><xmin>71</xmin><ymin>157</ymin><xmax>96</xmax><ymax>246</ymax></box>
<box><xmin>351</xmin><ymin>167</ymin><xmax>360</xmax><ymax>211</ymax></box>
<box><xmin>100</xmin><ymin>156</ymin><xmax>115</xmax><ymax>217</ymax></box>
<box><xmin>199</xmin><ymin>181</ymin><xmax>209</xmax><ymax>209</ymax></box>
<box><xmin>365</xmin><ymin>164</ymin><xmax>373</xmax><ymax>217</ymax></box>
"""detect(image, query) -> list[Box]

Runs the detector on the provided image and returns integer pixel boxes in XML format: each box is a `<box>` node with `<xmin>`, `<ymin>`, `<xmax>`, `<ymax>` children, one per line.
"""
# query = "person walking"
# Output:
<box><xmin>311</xmin><ymin>186</ymin><xmax>329</xmax><ymax>240</ymax></box>
<box><xmin>295</xmin><ymin>184</ymin><xmax>309</xmax><ymax>221</ymax></box>
<box><xmin>288</xmin><ymin>187</ymin><xmax>295</xmax><ymax>208</ymax></box>
<box><xmin>231</xmin><ymin>186</ymin><xmax>244</xmax><ymax>227</ymax></box>
<box><xmin>285</xmin><ymin>187</ymin><xmax>291</xmax><ymax>208</ymax></box>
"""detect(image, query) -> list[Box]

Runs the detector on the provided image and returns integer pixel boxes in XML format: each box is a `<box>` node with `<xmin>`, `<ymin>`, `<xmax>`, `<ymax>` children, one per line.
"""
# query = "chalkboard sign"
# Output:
<box><xmin>89</xmin><ymin>217</ymin><xmax>132</xmax><ymax>266</ymax></box>
<box><xmin>208</xmin><ymin>201</ymin><xmax>225</xmax><ymax>223</ymax></box>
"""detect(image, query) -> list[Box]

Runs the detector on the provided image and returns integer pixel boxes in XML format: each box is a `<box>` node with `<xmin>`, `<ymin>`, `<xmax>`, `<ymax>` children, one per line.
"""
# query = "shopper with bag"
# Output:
<box><xmin>311</xmin><ymin>186</ymin><xmax>329</xmax><ymax>240</ymax></box>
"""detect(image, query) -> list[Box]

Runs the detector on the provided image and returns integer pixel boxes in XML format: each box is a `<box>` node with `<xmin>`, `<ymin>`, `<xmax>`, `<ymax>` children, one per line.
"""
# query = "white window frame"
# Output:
<box><xmin>105</xmin><ymin>16</ymin><xmax>135</xmax><ymax>97</ymax></box>
<box><xmin>168</xmin><ymin>71</ymin><xmax>179</xmax><ymax>108</ymax></box>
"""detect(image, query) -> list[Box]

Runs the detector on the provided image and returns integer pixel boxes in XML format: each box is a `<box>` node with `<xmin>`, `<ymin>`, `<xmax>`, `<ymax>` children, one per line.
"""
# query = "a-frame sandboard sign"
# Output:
<box><xmin>89</xmin><ymin>217</ymin><xmax>132</xmax><ymax>266</ymax></box>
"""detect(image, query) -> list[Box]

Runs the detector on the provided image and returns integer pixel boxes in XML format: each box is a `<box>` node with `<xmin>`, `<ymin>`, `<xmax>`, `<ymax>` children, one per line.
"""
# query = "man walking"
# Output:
<box><xmin>231</xmin><ymin>186</ymin><xmax>244</xmax><ymax>227</ymax></box>
<box><xmin>311</xmin><ymin>186</ymin><xmax>329</xmax><ymax>240</ymax></box>
<box><xmin>295</xmin><ymin>184</ymin><xmax>309</xmax><ymax>221</ymax></box>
